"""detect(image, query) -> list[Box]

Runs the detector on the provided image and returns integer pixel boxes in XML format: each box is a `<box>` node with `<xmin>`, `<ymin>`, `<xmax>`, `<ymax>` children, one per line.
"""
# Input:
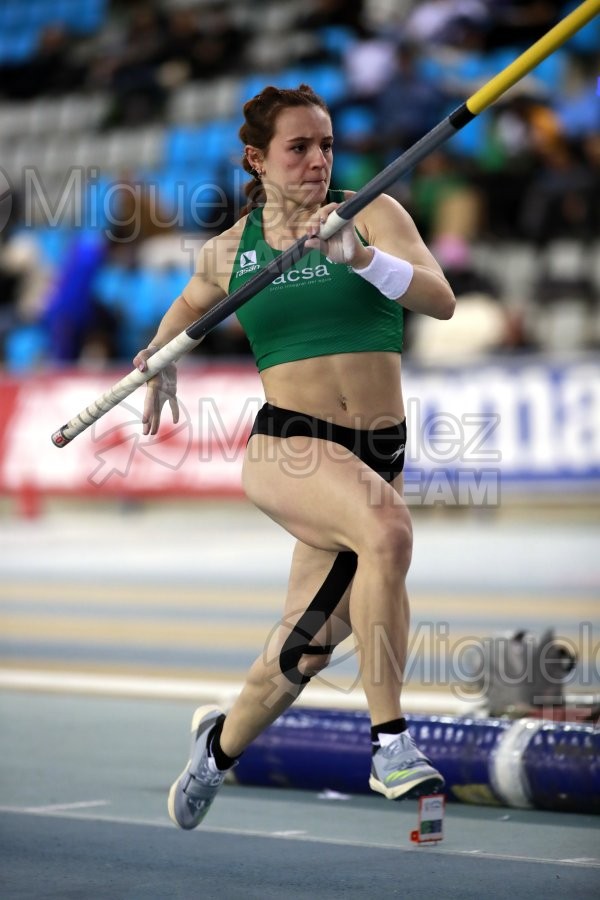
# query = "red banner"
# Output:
<box><xmin>0</xmin><ymin>365</ymin><xmax>263</xmax><ymax>499</ymax></box>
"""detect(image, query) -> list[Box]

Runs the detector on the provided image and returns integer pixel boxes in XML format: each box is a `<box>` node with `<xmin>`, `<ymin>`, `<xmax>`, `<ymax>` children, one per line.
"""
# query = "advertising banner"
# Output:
<box><xmin>1</xmin><ymin>358</ymin><xmax>598</xmax><ymax>502</ymax></box>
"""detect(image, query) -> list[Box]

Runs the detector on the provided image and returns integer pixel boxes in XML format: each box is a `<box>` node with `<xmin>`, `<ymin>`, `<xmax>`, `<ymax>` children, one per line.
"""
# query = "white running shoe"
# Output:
<box><xmin>168</xmin><ymin>705</ymin><xmax>232</xmax><ymax>829</ymax></box>
<box><xmin>369</xmin><ymin>731</ymin><xmax>445</xmax><ymax>800</ymax></box>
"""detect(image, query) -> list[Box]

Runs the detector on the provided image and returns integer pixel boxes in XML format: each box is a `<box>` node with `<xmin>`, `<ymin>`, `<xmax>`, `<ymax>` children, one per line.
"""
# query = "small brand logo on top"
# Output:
<box><xmin>240</xmin><ymin>250</ymin><xmax>257</xmax><ymax>268</ymax></box>
<box><xmin>236</xmin><ymin>248</ymin><xmax>260</xmax><ymax>278</ymax></box>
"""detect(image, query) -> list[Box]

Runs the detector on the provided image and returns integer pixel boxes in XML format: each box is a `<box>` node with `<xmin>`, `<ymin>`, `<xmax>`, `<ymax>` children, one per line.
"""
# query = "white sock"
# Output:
<box><xmin>376</xmin><ymin>731</ymin><xmax>408</xmax><ymax>748</ymax></box>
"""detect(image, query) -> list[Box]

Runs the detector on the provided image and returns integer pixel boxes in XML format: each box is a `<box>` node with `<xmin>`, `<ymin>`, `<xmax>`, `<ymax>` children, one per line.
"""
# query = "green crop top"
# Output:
<box><xmin>230</xmin><ymin>190</ymin><xmax>404</xmax><ymax>372</ymax></box>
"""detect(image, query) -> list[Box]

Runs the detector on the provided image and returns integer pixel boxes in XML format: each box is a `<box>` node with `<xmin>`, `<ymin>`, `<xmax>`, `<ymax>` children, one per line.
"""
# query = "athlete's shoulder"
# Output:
<box><xmin>342</xmin><ymin>189</ymin><xmax>409</xmax><ymax>216</ymax></box>
<box><xmin>346</xmin><ymin>190</ymin><xmax>416</xmax><ymax>242</ymax></box>
<box><xmin>202</xmin><ymin>217</ymin><xmax>250</xmax><ymax>260</ymax></box>
<box><xmin>219</xmin><ymin>214</ymin><xmax>251</xmax><ymax>244</ymax></box>
<box><xmin>193</xmin><ymin>216</ymin><xmax>251</xmax><ymax>291</ymax></box>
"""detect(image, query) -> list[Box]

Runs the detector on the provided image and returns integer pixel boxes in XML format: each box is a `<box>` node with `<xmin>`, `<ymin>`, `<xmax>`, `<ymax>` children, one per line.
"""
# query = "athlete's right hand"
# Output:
<box><xmin>133</xmin><ymin>346</ymin><xmax>179</xmax><ymax>436</ymax></box>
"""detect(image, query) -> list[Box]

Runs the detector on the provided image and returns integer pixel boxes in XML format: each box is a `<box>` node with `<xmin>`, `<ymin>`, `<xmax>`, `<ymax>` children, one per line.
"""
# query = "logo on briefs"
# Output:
<box><xmin>240</xmin><ymin>250</ymin><xmax>258</xmax><ymax>268</ymax></box>
<box><xmin>388</xmin><ymin>444</ymin><xmax>405</xmax><ymax>464</ymax></box>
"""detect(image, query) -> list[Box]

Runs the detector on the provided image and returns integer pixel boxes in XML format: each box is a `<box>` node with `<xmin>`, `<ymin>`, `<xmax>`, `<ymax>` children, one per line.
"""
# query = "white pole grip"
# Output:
<box><xmin>318</xmin><ymin>209</ymin><xmax>349</xmax><ymax>241</ymax></box>
<box><xmin>51</xmin><ymin>331</ymin><xmax>200</xmax><ymax>447</ymax></box>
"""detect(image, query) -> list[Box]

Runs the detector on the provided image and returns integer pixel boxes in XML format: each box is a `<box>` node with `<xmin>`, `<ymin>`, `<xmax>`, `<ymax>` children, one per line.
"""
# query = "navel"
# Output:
<box><xmin>338</xmin><ymin>395</ymin><xmax>348</xmax><ymax>411</ymax></box>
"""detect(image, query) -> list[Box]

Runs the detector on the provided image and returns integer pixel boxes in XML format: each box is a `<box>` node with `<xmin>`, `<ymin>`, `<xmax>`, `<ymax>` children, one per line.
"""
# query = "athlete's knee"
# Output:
<box><xmin>297</xmin><ymin>650</ymin><xmax>333</xmax><ymax>679</ymax></box>
<box><xmin>362</xmin><ymin>510</ymin><xmax>413</xmax><ymax>572</ymax></box>
<box><xmin>279</xmin><ymin>638</ymin><xmax>334</xmax><ymax>686</ymax></box>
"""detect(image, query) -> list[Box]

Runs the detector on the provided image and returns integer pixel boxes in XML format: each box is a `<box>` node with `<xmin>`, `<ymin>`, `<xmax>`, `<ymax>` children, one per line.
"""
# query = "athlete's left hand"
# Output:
<box><xmin>305</xmin><ymin>202</ymin><xmax>373</xmax><ymax>268</ymax></box>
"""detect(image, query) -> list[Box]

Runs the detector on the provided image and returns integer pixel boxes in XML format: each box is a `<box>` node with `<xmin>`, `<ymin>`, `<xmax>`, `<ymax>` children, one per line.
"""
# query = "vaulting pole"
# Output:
<box><xmin>51</xmin><ymin>0</ymin><xmax>600</xmax><ymax>447</ymax></box>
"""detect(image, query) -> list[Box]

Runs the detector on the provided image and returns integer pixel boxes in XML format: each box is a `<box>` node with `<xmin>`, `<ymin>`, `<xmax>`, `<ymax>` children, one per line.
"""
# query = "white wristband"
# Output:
<box><xmin>352</xmin><ymin>247</ymin><xmax>414</xmax><ymax>300</ymax></box>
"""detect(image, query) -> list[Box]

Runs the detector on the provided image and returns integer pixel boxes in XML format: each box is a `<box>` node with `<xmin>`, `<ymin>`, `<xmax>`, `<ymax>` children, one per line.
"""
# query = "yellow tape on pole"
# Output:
<box><xmin>466</xmin><ymin>0</ymin><xmax>600</xmax><ymax>116</ymax></box>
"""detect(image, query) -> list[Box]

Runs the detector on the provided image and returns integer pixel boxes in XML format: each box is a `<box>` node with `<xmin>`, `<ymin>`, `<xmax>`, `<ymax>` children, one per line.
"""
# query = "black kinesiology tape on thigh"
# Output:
<box><xmin>278</xmin><ymin>550</ymin><xmax>358</xmax><ymax>685</ymax></box>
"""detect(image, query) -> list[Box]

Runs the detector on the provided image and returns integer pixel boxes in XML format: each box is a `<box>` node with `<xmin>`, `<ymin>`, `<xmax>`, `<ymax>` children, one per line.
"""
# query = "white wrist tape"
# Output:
<box><xmin>352</xmin><ymin>247</ymin><xmax>414</xmax><ymax>300</ymax></box>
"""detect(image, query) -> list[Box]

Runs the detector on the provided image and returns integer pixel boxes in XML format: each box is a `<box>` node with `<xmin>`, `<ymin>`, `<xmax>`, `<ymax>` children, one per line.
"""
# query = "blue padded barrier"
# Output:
<box><xmin>233</xmin><ymin>708</ymin><xmax>599</xmax><ymax>814</ymax></box>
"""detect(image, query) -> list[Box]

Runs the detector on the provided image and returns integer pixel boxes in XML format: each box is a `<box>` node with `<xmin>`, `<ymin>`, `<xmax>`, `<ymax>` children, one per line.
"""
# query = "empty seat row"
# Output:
<box><xmin>3</xmin><ymin>127</ymin><xmax>165</xmax><ymax>180</ymax></box>
<box><xmin>0</xmin><ymin>94</ymin><xmax>110</xmax><ymax>141</ymax></box>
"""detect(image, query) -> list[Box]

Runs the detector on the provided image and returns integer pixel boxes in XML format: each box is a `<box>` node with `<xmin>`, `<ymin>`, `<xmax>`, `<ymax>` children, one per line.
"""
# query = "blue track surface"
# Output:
<box><xmin>1</xmin><ymin>691</ymin><xmax>598</xmax><ymax>900</ymax></box>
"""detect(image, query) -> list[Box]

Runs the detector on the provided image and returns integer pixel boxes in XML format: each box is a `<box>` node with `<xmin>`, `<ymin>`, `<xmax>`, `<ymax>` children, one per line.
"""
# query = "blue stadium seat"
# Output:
<box><xmin>239</xmin><ymin>68</ymin><xmax>349</xmax><ymax>107</ymax></box>
<box><xmin>165</xmin><ymin>127</ymin><xmax>205</xmax><ymax>167</ymax></box>
<box><xmin>188</xmin><ymin>176</ymin><xmax>231</xmax><ymax>230</ymax></box>
<box><xmin>239</xmin><ymin>74</ymin><xmax>274</xmax><ymax>105</ymax></box>
<box><xmin>334</xmin><ymin>106</ymin><xmax>376</xmax><ymax>140</ymax></box>
<box><xmin>488</xmin><ymin>46</ymin><xmax>565</xmax><ymax>94</ymax></box>
<box><xmin>331</xmin><ymin>150</ymin><xmax>359</xmax><ymax>185</ymax></box>
<box><xmin>301</xmin><ymin>66</ymin><xmax>348</xmax><ymax>106</ymax></box>
<box><xmin>532</xmin><ymin>50</ymin><xmax>566</xmax><ymax>92</ymax></box>
<box><xmin>155</xmin><ymin>164</ymin><xmax>221</xmax><ymax>229</ymax></box>
<box><xmin>4</xmin><ymin>324</ymin><xmax>48</xmax><ymax>373</ymax></box>
<box><xmin>557</xmin><ymin>85</ymin><xmax>600</xmax><ymax>137</ymax></box>
<box><xmin>317</xmin><ymin>26</ymin><xmax>358</xmax><ymax>58</ymax></box>
<box><xmin>93</xmin><ymin>264</ymin><xmax>131</xmax><ymax>310</ymax></box>
<box><xmin>68</xmin><ymin>0</ymin><xmax>107</xmax><ymax>35</ymax></box>
<box><xmin>444</xmin><ymin>104</ymin><xmax>486</xmax><ymax>158</ymax></box>
<box><xmin>273</xmin><ymin>68</ymin><xmax>315</xmax><ymax>91</ymax></box>
<box><xmin>561</xmin><ymin>1</ymin><xmax>600</xmax><ymax>52</ymax></box>
<box><xmin>220</xmin><ymin>161</ymin><xmax>246</xmax><ymax>206</ymax></box>
<box><xmin>127</xmin><ymin>269</ymin><xmax>165</xmax><ymax>327</ymax></box>
<box><xmin>165</xmin><ymin>122</ymin><xmax>238</xmax><ymax>168</ymax></box>
<box><xmin>165</xmin><ymin>267</ymin><xmax>190</xmax><ymax>300</ymax></box>
<box><xmin>25</xmin><ymin>227</ymin><xmax>72</xmax><ymax>268</ymax></box>
<box><xmin>0</xmin><ymin>7</ymin><xmax>13</xmax><ymax>31</ymax></box>
<box><xmin>198</xmin><ymin>120</ymin><xmax>240</xmax><ymax>165</ymax></box>
<box><xmin>0</xmin><ymin>29</ymin><xmax>38</xmax><ymax>64</ymax></box>
<box><xmin>23</xmin><ymin>1</ymin><xmax>53</xmax><ymax>28</ymax></box>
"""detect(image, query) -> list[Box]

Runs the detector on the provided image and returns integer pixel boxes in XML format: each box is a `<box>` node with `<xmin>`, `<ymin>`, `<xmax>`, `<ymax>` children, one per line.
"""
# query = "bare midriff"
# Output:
<box><xmin>260</xmin><ymin>350</ymin><xmax>405</xmax><ymax>428</ymax></box>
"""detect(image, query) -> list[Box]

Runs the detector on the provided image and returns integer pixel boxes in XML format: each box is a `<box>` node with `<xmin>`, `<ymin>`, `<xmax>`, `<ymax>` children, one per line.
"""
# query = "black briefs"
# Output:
<box><xmin>249</xmin><ymin>402</ymin><xmax>407</xmax><ymax>483</ymax></box>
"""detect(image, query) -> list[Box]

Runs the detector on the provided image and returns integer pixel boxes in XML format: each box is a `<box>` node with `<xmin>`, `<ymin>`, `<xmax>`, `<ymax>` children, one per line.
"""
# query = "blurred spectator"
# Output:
<box><xmin>297</xmin><ymin>0</ymin><xmax>367</xmax><ymax>35</ymax></box>
<box><xmin>41</xmin><ymin>230</ymin><xmax>112</xmax><ymax>364</ymax></box>
<box><xmin>0</xmin><ymin>25</ymin><xmax>86</xmax><ymax>100</ymax></box>
<box><xmin>106</xmin><ymin>176</ymin><xmax>176</xmax><ymax>259</ymax></box>
<box><xmin>407</xmin><ymin>236</ymin><xmax>520</xmax><ymax>363</ymax></box>
<box><xmin>92</xmin><ymin>6</ymin><xmax>168</xmax><ymax>126</ymax></box>
<box><xmin>476</xmin><ymin>95</ymin><xmax>557</xmax><ymax>238</ymax></box>
<box><xmin>0</xmin><ymin>234</ymin><xmax>53</xmax><ymax>328</ymax></box>
<box><xmin>410</xmin><ymin>151</ymin><xmax>483</xmax><ymax>245</ymax></box>
<box><xmin>0</xmin><ymin>232</ymin><xmax>54</xmax><ymax>370</ymax></box>
<box><xmin>484</xmin><ymin>1</ymin><xmax>560</xmax><ymax>51</ymax></box>
<box><xmin>371</xmin><ymin>42</ymin><xmax>446</xmax><ymax>158</ymax></box>
<box><xmin>520</xmin><ymin>136</ymin><xmax>600</xmax><ymax>244</ymax></box>
<box><xmin>341</xmin><ymin>36</ymin><xmax>398</xmax><ymax>103</ymax></box>
<box><xmin>0</xmin><ymin>0</ymin><xmax>598</xmax><ymax>367</ymax></box>
<box><xmin>402</xmin><ymin>0</ymin><xmax>490</xmax><ymax>46</ymax></box>
<box><xmin>0</xmin><ymin>181</ymin><xmax>20</xmax><ymax>340</ymax></box>
<box><xmin>554</xmin><ymin>51</ymin><xmax>600</xmax><ymax>141</ymax></box>
<box><xmin>162</xmin><ymin>8</ymin><xmax>202</xmax><ymax>72</ymax></box>
<box><xmin>186</xmin><ymin>3</ymin><xmax>245</xmax><ymax>80</ymax></box>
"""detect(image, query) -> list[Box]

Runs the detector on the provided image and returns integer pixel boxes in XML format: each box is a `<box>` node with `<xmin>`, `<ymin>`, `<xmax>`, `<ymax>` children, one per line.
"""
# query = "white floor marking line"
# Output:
<box><xmin>560</xmin><ymin>858</ymin><xmax>599</xmax><ymax>864</ymax></box>
<box><xmin>0</xmin><ymin>806</ymin><xmax>598</xmax><ymax>868</ymax></box>
<box><xmin>271</xmin><ymin>830</ymin><xmax>307</xmax><ymax>837</ymax></box>
<box><xmin>23</xmin><ymin>800</ymin><xmax>110</xmax><ymax>813</ymax></box>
